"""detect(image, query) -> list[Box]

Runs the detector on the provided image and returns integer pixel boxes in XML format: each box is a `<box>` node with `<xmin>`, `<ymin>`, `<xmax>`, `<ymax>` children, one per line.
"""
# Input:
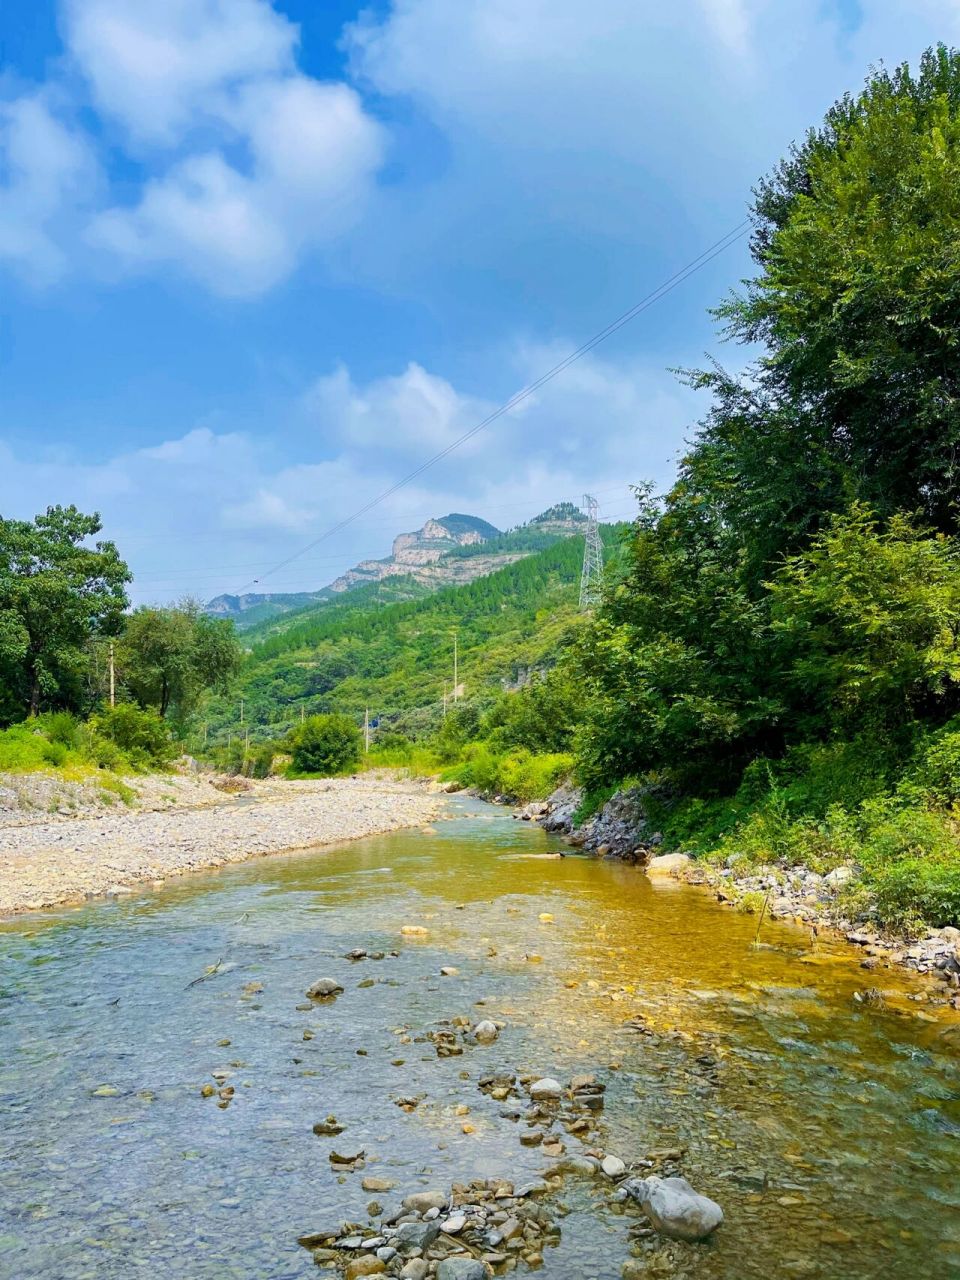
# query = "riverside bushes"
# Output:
<box><xmin>0</xmin><ymin>707</ymin><xmax>174</xmax><ymax>776</ymax></box>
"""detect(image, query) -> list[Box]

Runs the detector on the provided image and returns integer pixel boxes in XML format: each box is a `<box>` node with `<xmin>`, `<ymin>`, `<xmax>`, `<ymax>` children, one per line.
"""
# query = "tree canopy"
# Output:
<box><xmin>0</xmin><ymin>506</ymin><xmax>130</xmax><ymax>721</ymax></box>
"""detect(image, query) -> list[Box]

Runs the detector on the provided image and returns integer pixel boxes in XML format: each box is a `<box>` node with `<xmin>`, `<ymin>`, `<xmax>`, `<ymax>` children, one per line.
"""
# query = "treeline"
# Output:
<box><xmin>473</xmin><ymin>47</ymin><xmax>960</xmax><ymax>928</ymax></box>
<box><xmin>0</xmin><ymin>507</ymin><xmax>241</xmax><ymax>771</ymax></box>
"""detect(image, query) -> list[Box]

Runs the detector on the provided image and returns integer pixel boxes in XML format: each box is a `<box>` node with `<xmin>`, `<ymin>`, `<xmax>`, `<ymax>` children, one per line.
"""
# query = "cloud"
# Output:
<box><xmin>61</xmin><ymin>0</ymin><xmax>297</xmax><ymax>146</ymax></box>
<box><xmin>0</xmin><ymin>91</ymin><xmax>98</xmax><ymax>285</ymax></box>
<box><xmin>0</xmin><ymin>343</ymin><xmax>698</xmax><ymax>600</ymax></box>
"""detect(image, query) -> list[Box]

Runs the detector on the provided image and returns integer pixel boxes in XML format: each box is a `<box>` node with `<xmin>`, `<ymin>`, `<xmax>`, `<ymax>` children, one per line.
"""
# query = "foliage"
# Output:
<box><xmin>289</xmin><ymin>714</ymin><xmax>363</xmax><ymax>777</ymax></box>
<box><xmin>89</xmin><ymin>704</ymin><xmax>175</xmax><ymax>771</ymax></box>
<box><xmin>0</xmin><ymin>708</ymin><xmax>165</xmax><ymax>778</ymax></box>
<box><xmin>120</xmin><ymin>601</ymin><xmax>241</xmax><ymax>721</ymax></box>
<box><xmin>0</xmin><ymin>506</ymin><xmax>130</xmax><ymax>720</ymax></box>
<box><xmin>445</xmin><ymin>744</ymin><xmax>573</xmax><ymax>802</ymax></box>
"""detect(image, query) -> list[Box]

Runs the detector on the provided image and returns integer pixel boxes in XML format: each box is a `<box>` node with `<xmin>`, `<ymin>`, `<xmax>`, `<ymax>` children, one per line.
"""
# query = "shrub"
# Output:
<box><xmin>290</xmin><ymin>714</ymin><xmax>362</xmax><ymax>777</ymax></box>
<box><xmin>89</xmin><ymin>704</ymin><xmax>174</xmax><ymax>771</ymax></box>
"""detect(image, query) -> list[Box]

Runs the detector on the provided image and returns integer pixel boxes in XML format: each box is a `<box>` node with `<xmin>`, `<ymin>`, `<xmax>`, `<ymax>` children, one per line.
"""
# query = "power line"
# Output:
<box><xmin>232</xmin><ymin>221</ymin><xmax>751</xmax><ymax>594</ymax></box>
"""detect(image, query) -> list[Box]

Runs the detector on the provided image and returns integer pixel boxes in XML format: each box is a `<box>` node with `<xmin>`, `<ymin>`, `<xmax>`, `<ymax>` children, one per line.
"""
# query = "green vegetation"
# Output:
<box><xmin>0</xmin><ymin>708</ymin><xmax>172</xmax><ymax>778</ymax></box>
<box><xmin>565</xmin><ymin>47</ymin><xmax>960</xmax><ymax>930</ymax></box>
<box><xmin>289</xmin><ymin>713</ymin><xmax>363</xmax><ymax>777</ymax></box>
<box><xmin>119</xmin><ymin>600</ymin><xmax>241</xmax><ymax>723</ymax></box>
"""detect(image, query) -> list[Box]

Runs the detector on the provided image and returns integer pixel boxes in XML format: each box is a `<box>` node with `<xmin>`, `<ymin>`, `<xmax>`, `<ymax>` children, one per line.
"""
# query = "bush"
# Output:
<box><xmin>89</xmin><ymin>704</ymin><xmax>174</xmax><ymax>771</ymax></box>
<box><xmin>290</xmin><ymin>714</ymin><xmax>362</xmax><ymax>777</ymax></box>
<box><xmin>445</xmin><ymin>744</ymin><xmax>573</xmax><ymax>802</ymax></box>
<box><xmin>243</xmin><ymin>741</ymin><xmax>276</xmax><ymax>779</ymax></box>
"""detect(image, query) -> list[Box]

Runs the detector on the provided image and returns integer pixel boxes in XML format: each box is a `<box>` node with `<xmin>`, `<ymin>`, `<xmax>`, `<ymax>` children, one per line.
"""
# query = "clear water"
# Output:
<box><xmin>0</xmin><ymin>799</ymin><xmax>958</xmax><ymax>1279</ymax></box>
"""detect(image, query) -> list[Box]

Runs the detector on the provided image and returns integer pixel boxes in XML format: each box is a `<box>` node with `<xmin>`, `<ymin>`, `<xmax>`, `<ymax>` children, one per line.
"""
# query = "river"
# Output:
<box><xmin>1</xmin><ymin>798</ymin><xmax>958</xmax><ymax>1279</ymax></box>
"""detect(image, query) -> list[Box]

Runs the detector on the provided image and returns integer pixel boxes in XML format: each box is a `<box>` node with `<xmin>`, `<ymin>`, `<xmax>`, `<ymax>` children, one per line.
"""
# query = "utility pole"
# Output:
<box><xmin>442</xmin><ymin>683</ymin><xmax>448</xmax><ymax>720</ymax></box>
<box><xmin>239</xmin><ymin>697</ymin><xmax>244</xmax><ymax>725</ymax></box>
<box><xmin>579</xmin><ymin>493</ymin><xmax>604</xmax><ymax>610</ymax></box>
<box><xmin>364</xmin><ymin>708</ymin><xmax>370</xmax><ymax>754</ymax></box>
<box><xmin>300</xmin><ymin>705</ymin><xmax>305</xmax><ymax>724</ymax></box>
<box><xmin>452</xmin><ymin>630</ymin><xmax>459</xmax><ymax>703</ymax></box>
<box><xmin>108</xmin><ymin>641</ymin><xmax>116</xmax><ymax>708</ymax></box>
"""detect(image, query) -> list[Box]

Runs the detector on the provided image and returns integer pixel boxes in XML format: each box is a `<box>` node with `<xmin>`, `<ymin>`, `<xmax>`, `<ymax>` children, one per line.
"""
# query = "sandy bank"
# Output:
<box><xmin>0</xmin><ymin>774</ymin><xmax>443</xmax><ymax>915</ymax></box>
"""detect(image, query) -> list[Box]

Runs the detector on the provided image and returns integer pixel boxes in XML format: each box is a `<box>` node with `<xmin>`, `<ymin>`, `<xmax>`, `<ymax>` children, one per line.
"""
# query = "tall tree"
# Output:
<box><xmin>0</xmin><ymin>506</ymin><xmax>130</xmax><ymax>720</ymax></box>
<box><xmin>119</xmin><ymin>600</ymin><xmax>241</xmax><ymax>721</ymax></box>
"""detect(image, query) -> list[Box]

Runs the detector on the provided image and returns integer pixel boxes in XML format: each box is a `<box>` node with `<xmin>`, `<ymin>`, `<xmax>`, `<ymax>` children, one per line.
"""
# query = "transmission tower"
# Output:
<box><xmin>579</xmin><ymin>493</ymin><xmax>604</xmax><ymax>609</ymax></box>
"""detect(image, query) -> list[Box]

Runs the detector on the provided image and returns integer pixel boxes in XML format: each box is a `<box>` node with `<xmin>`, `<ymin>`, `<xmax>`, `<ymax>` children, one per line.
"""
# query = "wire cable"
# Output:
<box><xmin>230</xmin><ymin>220</ymin><xmax>751</xmax><ymax>593</ymax></box>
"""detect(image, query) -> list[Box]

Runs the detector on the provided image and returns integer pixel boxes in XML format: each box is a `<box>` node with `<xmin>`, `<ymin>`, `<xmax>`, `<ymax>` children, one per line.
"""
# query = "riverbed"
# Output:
<box><xmin>0</xmin><ymin>799</ymin><xmax>958</xmax><ymax>1279</ymax></box>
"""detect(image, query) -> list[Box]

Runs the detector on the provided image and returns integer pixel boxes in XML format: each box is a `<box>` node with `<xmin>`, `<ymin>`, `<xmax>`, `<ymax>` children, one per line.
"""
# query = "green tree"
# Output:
<box><xmin>119</xmin><ymin>601</ymin><xmax>241</xmax><ymax>720</ymax></box>
<box><xmin>710</xmin><ymin>44</ymin><xmax>960</xmax><ymax>545</ymax></box>
<box><xmin>290</xmin><ymin>714</ymin><xmax>362</xmax><ymax>776</ymax></box>
<box><xmin>0</xmin><ymin>506</ymin><xmax>130</xmax><ymax>720</ymax></box>
<box><xmin>769</xmin><ymin>506</ymin><xmax>960</xmax><ymax>736</ymax></box>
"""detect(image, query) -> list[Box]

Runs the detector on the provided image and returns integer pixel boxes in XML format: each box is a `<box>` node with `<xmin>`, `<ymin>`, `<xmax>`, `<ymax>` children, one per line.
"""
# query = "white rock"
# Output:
<box><xmin>629</xmin><ymin>1175</ymin><xmax>723</xmax><ymax>1241</ymax></box>
<box><xmin>441</xmin><ymin>1214</ymin><xmax>467</xmax><ymax>1234</ymax></box>
<box><xmin>601</xmin><ymin>1155</ymin><xmax>627</xmax><ymax>1178</ymax></box>
<box><xmin>529</xmin><ymin>1078</ymin><xmax>563</xmax><ymax>1100</ymax></box>
<box><xmin>824</xmin><ymin>865</ymin><xmax>854</xmax><ymax>888</ymax></box>
<box><xmin>473</xmin><ymin>1020</ymin><xmax>499</xmax><ymax>1044</ymax></box>
<box><xmin>645</xmin><ymin>853</ymin><xmax>692</xmax><ymax>877</ymax></box>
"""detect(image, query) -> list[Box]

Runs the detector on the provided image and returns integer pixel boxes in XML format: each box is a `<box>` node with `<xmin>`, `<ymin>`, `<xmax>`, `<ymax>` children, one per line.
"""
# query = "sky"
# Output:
<box><xmin>2</xmin><ymin>0</ymin><xmax>959</xmax><ymax>603</ymax></box>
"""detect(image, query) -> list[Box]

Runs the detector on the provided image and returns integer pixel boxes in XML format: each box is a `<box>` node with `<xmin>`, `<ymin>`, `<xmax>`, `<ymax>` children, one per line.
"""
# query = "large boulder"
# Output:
<box><xmin>626</xmin><ymin>1175</ymin><xmax>723</xmax><ymax>1241</ymax></box>
<box><xmin>645</xmin><ymin>853</ymin><xmax>692</xmax><ymax>878</ymax></box>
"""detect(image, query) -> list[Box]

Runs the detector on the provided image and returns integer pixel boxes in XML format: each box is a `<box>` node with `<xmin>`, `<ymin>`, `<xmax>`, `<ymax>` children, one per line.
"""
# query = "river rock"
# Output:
<box><xmin>362</xmin><ymin>1177</ymin><xmax>396</xmax><ymax>1192</ymax></box>
<box><xmin>399</xmin><ymin>1263</ymin><xmax>428</xmax><ymax>1280</ymax></box>
<box><xmin>602</xmin><ymin>1155</ymin><xmax>627</xmax><ymax>1178</ymax></box>
<box><xmin>441</xmin><ymin>1214</ymin><xmax>467</xmax><ymax>1234</ymax></box>
<box><xmin>645</xmin><ymin>853</ymin><xmax>692</xmax><ymax>877</ymax></box>
<box><xmin>529</xmin><ymin>1078</ymin><xmax>562</xmax><ymax>1100</ymax></box>
<box><xmin>402</xmin><ymin>1190</ymin><xmax>447</xmax><ymax>1214</ymax></box>
<box><xmin>395</xmin><ymin>1220</ymin><xmax>441</xmax><ymax>1251</ymax></box>
<box><xmin>627</xmin><ymin>1175</ymin><xmax>723</xmax><ymax>1241</ymax></box>
<box><xmin>824</xmin><ymin>865</ymin><xmax>854</xmax><ymax>887</ymax></box>
<box><xmin>473</xmin><ymin>1020</ymin><xmax>499</xmax><ymax>1044</ymax></box>
<box><xmin>306</xmin><ymin>977</ymin><xmax>343</xmax><ymax>999</ymax></box>
<box><xmin>437</xmin><ymin>1260</ymin><xmax>487</xmax><ymax>1280</ymax></box>
<box><xmin>345</xmin><ymin>1259</ymin><xmax>386</xmax><ymax>1279</ymax></box>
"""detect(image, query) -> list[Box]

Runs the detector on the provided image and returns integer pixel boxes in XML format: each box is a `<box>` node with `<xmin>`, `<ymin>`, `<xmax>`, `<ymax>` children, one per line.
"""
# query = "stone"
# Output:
<box><xmin>824</xmin><ymin>866</ymin><xmax>854</xmax><ymax>888</ymax></box>
<box><xmin>362</xmin><ymin>1177</ymin><xmax>396</xmax><ymax>1193</ymax></box>
<box><xmin>645</xmin><ymin>853</ymin><xmax>692</xmax><ymax>877</ymax></box>
<box><xmin>529</xmin><ymin>1078</ymin><xmax>562</xmax><ymax>1100</ymax></box>
<box><xmin>602</xmin><ymin>1155</ymin><xmax>627</xmax><ymax>1178</ymax></box>
<box><xmin>437</xmin><ymin>1260</ymin><xmax>487</xmax><ymax>1280</ymax></box>
<box><xmin>306</xmin><ymin>977</ymin><xmax>343</xmax><ymax>999</ymax></box>
<box><xmin>627</xmin><ymin>1175</ymin><xmax>723</xmax><ymax>1242</ymax></box>
<box><xmin>622</xmin><ymin>1262</ymin><xmax>646</xmax><ymax>1280</ymax></box>
<box><xmin>440</xmin><ymin>966</ymin><xmax>460</xmax><ymax>976</ymax></box>
<box><xmin>473</xmin><ymin>1020</ymin><xmax>499</xmax><ymax>1044</ymax></box>
<box><xmin>402</xmin><ymin>1190</ymin><xmax>447</xmax><ymax>1214</ymax></box>
<box><xmin>441</xmin><ymin>1214</ymin><xmax>467</xmax><ymax>1234</ymax></box>
<box><xmin>399</xmin><ymin>1263</ymin><xmax>429</xmax><ymax>1280</ymax></box>
<box><xmin>401</xmin><ymin>925</ymin><xmax>429</xmax><ymax>936</ymax></box>
<box><xmin>345</xmin><ymin>1259</ymin><xmax>386</xmax><ymax>1279</ymax></box>
<box><xmin>396</xmin><ymin>1220</ymin><xmax>441</xmax><ymax>1251</ymax></box>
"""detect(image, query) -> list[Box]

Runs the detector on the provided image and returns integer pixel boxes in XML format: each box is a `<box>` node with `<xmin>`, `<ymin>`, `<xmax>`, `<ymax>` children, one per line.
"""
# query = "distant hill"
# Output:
<box><xmin>206</xmin><ymin>505</ymin><xmax>587</xmax><ymax>631</ymax></box>
<box><xmin>201</xmin><ymin>518</ymin><xmax>627</xmax><ymax>747</ymax></box>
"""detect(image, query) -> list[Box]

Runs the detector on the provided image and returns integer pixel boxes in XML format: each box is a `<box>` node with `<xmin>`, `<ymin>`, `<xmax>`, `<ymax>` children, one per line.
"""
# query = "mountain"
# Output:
<box><xmin>206</xmin><ymin>505</ymin><xmax>587</xmax><ymax>631</ymax></box>
<box><xmin>201</xmin><ymin>518</ymin><xmax>627</xmax><ymax>748</ymax></box>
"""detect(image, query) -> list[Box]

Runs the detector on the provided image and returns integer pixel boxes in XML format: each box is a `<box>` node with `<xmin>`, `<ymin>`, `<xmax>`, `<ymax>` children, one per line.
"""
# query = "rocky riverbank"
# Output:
<box><xmin>0</xmin><ymin>774</ymin><xmax>444</xmax><ymax>915</ymax></box>
<box><xmin>521</xmin><ymin>783</ymin><xmax>960</xmax><ymax>1004</ymax></box>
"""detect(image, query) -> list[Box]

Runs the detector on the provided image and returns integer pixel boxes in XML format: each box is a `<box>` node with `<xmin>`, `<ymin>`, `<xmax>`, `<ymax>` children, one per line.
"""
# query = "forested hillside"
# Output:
<box><xmin>202</xmin><ymin>525</ymin><xmax>625</xmax><ymax>746</ymax></box>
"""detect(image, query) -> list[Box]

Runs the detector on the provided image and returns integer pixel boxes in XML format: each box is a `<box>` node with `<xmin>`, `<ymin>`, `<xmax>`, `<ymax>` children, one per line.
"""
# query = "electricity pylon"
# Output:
<box><xmin>579</xmin><ymin>493</ymin><xmax>603</xmax><ymax>610</ymax></box>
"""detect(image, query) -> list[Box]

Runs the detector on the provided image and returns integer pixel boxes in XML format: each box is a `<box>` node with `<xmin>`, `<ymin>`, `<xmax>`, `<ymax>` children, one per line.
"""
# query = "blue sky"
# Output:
<box><xmin>1</xmin><ymin>0</ymin><xmax>957</xmax><ymax>602</ymax></box>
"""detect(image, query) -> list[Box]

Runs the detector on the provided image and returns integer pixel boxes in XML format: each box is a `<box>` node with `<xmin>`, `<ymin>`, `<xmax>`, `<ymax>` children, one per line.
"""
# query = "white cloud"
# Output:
<box><xmin>0</xmin><ymin>92</ymin><xmax>97</xmax><ymax>284</ymax></box>
<box><xmin>61</xmin><ymin>0</ymin><xmax>297</xmax><ymax>146</ymax></box>
<box><xmin>0</xmin><ymin>343</ymin><xmax>698</xmax><ymax>599</ymax></box>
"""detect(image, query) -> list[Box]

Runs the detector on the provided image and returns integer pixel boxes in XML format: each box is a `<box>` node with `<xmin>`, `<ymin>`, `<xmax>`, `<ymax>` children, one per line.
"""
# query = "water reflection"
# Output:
<box><xmin>0</xmin><ymin>799</ymin><xmax>957</xmax><ymax>1279</ymax></box>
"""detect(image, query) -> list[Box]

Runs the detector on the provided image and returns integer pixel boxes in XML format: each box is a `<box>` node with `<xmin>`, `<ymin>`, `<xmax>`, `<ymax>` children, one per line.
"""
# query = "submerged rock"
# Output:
<box><xmin>626</xmin><ymin>1175</ymin><xmax>723</xmax><ymax>1241</ymax></box>
<box><xmin>473</xmin><ymin>1020</ymin><xmax>499</xmax><ymax>1044</ymax></box>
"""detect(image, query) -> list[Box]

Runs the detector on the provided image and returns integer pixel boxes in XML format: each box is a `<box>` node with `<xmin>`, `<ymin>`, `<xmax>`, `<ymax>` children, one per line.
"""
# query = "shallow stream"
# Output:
<box><xmin>1</xmin><ymin>799</ymin><xmax>958</xmax><ymax>1279</ymax></box>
